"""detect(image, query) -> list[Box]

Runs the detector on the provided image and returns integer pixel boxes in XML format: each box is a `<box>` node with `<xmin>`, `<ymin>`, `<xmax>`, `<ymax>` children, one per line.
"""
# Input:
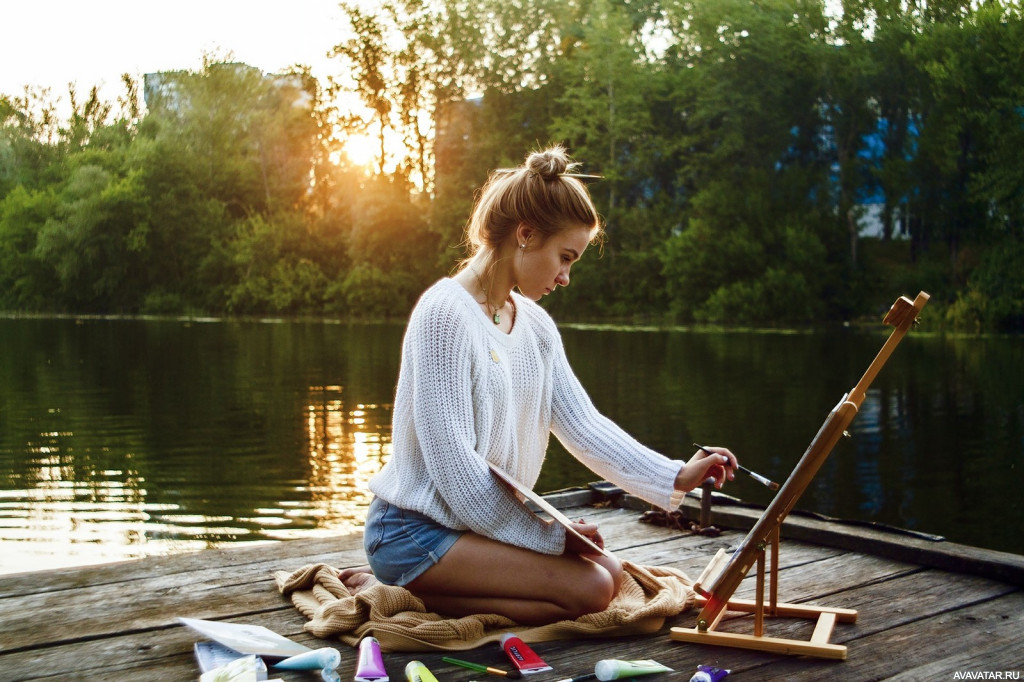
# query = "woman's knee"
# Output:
<box><xmin>599</xmin><ymin>553</ymin><xmax>624</xmax><ymax>594</ymax></box>
<box><xmin>563</xmin><ymin>564</ymin><xmax>617</xmax><ymax>617</ymax></box>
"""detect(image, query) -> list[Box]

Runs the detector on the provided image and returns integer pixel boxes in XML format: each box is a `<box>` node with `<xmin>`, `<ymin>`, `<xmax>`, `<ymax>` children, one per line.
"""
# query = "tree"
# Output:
<box><xmin>33</xmin><ymin>163</ymin><xmax>148</xmax><ymax>311</ymax></box>
<box><xmin>0</xmin><ymin>185</ymin><xmax>57</xmax><ymax>309</ymax></box>
<box><xmin>657</xmin><ymin>0</ymin><xmax>842</xmax><ymax>323</ymax></box>
<box><xmin>332</xmin><ymin>4</ymin><xmax>395</xmax><ymax>176</ymax></box>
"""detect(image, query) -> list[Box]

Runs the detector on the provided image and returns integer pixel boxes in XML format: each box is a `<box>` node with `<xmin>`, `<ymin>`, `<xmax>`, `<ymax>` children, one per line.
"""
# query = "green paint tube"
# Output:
<box><xmin>594</xmin><ymin>659</ymin><xmax>673</xmax><ymax>681</ymax></box>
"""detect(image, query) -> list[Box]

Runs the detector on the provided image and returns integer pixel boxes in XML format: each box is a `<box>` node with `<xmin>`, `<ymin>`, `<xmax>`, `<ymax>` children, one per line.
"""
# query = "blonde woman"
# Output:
<box><xmin>350</xmin><ymin>146</ymin><xmax>737</xmax><ymax>625</ymax></box>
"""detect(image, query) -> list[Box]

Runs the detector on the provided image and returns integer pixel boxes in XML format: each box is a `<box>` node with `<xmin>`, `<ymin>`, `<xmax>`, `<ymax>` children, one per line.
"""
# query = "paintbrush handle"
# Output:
<box><xmin>694</xmin><ymin>443</ymin><xmax>778</xmax><ymax>490</ymax></box>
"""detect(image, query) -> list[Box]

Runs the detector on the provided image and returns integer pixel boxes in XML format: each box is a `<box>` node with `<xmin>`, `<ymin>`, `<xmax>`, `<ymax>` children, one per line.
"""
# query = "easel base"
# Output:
<box><xmin>671</xmin><ymin>624</ymin><xmax>848</xmax><ymax>659</ymax></box>
<box><xmin>670</xmin><ymin>598</ymin><xmax>857</xmax><ymax>660</ymax></box>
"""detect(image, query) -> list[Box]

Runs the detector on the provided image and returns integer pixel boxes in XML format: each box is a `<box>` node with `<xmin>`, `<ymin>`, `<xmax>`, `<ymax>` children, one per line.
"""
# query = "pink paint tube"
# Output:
<box><xmin>499</xmin><ymin>633</ymin><xmax>552</xmax><ymax>675</ymax></box>
<box><xmin>355</xmin><ymin>637</ymin><xmax>388</xmax><ymax>682</ymax></box>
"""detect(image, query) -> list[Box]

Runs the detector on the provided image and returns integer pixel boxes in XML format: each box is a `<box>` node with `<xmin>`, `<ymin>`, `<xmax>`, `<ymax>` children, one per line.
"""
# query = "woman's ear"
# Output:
<box><xmin>516</xmin><ymin>224</ymin><xmax>536</xmax><ymax>248</ymax></box>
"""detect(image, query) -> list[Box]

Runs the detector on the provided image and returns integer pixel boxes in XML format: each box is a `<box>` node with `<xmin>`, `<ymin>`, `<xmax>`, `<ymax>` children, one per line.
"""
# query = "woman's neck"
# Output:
<box><xmin>460</xmin><ymin>252</ymin><xmax>514</xmax><ymax>308</ymax></box>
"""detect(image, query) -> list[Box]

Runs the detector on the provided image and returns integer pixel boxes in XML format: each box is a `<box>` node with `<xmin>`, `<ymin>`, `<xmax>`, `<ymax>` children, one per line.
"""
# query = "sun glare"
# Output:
<box><xmin>343</xmin><ymin>134</ymin><xmax>378</xmax><ymax>168</ymax></box>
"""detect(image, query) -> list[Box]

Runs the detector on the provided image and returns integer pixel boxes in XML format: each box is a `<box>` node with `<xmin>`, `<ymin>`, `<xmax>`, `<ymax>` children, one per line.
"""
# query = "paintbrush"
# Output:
<box><xmin>442</xmin><ymin>657</ymin><xmax>522</xmax><ymax>679</ymax></box>
<box><xmin>694</xmin><ymin>443</ymin><xmax>780</xmax><ymax>491</ymax></box>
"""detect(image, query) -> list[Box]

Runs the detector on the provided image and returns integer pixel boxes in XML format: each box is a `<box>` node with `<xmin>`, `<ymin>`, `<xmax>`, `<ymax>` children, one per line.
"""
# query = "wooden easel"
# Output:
<box><xmin>671</xmin><ymin>291</ymin><xmax>930</xmax><ymax>660</ymax></box>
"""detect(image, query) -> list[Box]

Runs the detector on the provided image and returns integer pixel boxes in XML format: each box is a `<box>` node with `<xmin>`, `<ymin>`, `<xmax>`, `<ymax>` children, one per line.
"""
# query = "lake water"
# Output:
<box><xmin>0</xmin><ymin>316</ymin><xmax>1021</xmax><ymax>575</ymax></box>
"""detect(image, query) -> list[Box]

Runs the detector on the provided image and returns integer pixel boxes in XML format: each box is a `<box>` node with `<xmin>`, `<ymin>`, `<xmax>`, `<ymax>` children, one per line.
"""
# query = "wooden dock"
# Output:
<box><xmin>1</xmin><ymin>488</ymin><xmax>1022</xmax><ymax>681</ymax></box>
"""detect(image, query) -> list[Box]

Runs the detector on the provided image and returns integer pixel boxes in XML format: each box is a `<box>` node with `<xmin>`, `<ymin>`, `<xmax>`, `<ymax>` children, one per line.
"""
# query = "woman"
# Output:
<box><xmin>351</xmin><ymin>145</ymin><xmax>737</xmax><ymax>625</ymax></box>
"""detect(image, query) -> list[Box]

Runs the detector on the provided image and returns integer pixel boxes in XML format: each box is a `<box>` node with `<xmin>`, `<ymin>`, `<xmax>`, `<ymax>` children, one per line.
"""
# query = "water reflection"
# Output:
<box><xmin>0</xmin><ymin>384</ymin><xmax>393</xmax><ymax>574</ymax></box>
<box><xmin>0</xmin><ymin>318</ymin><xmax>1020</xmax><ymax>575</ymax></box>
<box><xmin>2</xmin><ymin>428</ymin><xmax>191</xmax><ymax>572</ymax></box>
<box><xmin>282</xmin><ymin>384</ymin><xmax>390</xmax><ymax>539</ymax></box>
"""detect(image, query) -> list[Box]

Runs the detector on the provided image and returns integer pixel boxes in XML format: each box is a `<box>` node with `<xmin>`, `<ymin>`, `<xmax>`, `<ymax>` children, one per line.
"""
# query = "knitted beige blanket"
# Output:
<box><xmin>273</xmin><ymin>560</ymin><xmax>694</xmax><ymax>652</ymax></box>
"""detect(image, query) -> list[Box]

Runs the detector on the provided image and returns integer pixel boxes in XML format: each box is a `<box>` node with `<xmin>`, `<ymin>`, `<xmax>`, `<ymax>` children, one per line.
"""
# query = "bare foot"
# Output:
<box><xmin>337</xmin><ymin>565</ymin><xmax>378</xmax><ymax>594</ymax></box>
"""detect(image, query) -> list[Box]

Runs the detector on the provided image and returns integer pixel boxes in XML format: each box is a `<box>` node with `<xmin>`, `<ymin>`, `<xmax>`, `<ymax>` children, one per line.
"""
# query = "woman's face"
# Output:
<box><xmin>514</xmin><ymin>225</ymin><xmax>594</xmax><ymax>301</ymax></box>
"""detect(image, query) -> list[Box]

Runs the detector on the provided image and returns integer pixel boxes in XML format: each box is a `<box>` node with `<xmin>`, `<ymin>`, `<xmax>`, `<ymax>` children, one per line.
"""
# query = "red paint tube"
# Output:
<box><xmin>499</xmin><ymin>634</ymin><xmax>552</xmax><ymax>675</ymax></box>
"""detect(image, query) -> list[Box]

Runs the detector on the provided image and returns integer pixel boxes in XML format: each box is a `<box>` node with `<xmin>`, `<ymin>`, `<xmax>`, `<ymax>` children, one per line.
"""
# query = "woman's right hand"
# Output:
<box><xmin>674</xmin><ymin>445</ymin><xmax>738</xmax><ymax>492</ymax></box>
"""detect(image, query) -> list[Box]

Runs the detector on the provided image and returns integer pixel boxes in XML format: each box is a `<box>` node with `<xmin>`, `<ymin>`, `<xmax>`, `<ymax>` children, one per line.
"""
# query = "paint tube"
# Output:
<box><xmin>274</xmin><ymin>647</ymin><xmax>342</xmax><ymax>671</ymax></box>
<box><xmin>499</xmin><ymin>633</ymin><xmax>552</xmax><ymax>674</ymax></box>
<box><xmin>355</xmin><ymin>637</ymin><xmax>388</xmax><ymax>682</ymax></box>
<box><xmin>594</xmin><ymin>659</ymin><xmax>673</xmax><ymax>681</ymax></box>
<box><xmin>405</xmin><ymin>661</ymin><xmax>439</xmax><ymax>682</ymax></box>
<box><xmin>688</xmin><ymin>665</ymin><xmax>730</xmax><ymax>682</ymax></box>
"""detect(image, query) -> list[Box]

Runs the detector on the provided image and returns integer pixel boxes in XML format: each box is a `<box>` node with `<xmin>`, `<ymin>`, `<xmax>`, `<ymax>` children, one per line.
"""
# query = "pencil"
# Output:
<box><xmin>694</xmin><ymin>442</ymin><xmax>780</xmax><ymax>491</ymax></box>
<box><xmin>442</xmin><ymin>657</ymin><xmax>523</xmax><ymax>679</ymax></box>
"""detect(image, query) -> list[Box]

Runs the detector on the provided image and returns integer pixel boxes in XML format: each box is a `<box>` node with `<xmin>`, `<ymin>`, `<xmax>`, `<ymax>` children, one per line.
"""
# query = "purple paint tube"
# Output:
<box><xmin>355</xmin><ymin>637</ymin><xmax>388</xmax><ymax>682</ymax></box>
<box><xmin>688</xmin><ymin>665</ymin><xmax>730</xmax><ymax>682</ymax></box>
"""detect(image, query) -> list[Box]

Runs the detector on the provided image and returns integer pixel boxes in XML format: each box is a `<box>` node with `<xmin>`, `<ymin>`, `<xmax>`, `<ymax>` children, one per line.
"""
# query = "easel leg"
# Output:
<box><xmin>754</xmin><ymin>548</ymin><xmax>765</xmax><ymax>637</ymax></box>
<box><xmin>770</xmin><ymin>526</ymin><xmax>780</xmax><ymax>615</ymax></box>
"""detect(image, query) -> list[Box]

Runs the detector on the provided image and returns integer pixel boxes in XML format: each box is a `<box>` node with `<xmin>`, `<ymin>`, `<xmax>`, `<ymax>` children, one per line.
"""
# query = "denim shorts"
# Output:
<box><xmin>363</xmin><ymin>496</ymin><xmax>464</xmax><ymax>587</ymax></box>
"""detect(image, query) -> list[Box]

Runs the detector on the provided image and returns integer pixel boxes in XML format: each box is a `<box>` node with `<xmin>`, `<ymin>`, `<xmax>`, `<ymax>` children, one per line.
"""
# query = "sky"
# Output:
<box><xmin>0</xmin><ymin>0</ymin><xmax>353</xmax><ymax>110</ymax></box>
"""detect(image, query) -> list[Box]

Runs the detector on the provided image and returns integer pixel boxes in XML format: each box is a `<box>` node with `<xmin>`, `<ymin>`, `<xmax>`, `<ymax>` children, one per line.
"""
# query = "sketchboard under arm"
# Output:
<box><xmin>487</xmin><ymin>461</ymin><xmax>612</xmax><ymax>558</ymax></box>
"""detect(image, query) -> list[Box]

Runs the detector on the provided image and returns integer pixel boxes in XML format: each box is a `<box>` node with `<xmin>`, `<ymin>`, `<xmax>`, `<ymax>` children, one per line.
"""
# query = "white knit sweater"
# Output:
<box><xmin>368</xmin><ymin>278</ymin><xmax>685</xmax><ymax>555</ymax></box>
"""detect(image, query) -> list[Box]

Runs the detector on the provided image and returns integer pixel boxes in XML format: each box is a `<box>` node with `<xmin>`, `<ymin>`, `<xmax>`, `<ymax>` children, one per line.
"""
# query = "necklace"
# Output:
<box><xmin>489</xmin><ymin>297</ymin><xmax>515</xmax><ymax>325</ymax></box>
<box><xmin>472</xmin><ymin>268</ymin><xmax>511</xmax><ymax>325</ymax></box>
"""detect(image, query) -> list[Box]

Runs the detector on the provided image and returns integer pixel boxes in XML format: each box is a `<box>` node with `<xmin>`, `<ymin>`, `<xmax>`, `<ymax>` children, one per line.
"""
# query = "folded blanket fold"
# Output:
<box><xmin>273</xmin><ymin>560</ymin><xmax>694</xmax><ymax>652</ymax></box>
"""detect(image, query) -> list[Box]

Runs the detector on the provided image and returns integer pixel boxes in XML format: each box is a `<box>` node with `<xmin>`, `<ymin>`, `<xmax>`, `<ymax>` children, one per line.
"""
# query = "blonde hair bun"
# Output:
<box><xmin>526</xmin><ymin>146</ymin><xmax>577</xmax><ymax>180</ymax></box>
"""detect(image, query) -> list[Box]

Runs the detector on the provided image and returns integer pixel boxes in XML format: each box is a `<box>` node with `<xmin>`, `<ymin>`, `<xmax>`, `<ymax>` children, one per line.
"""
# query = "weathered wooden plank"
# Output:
<box><xmin>0</xmin><ymin>544</ymin><xmax>372</xmax><ymax>654</ymax></box>
<box><xmin>0</xmin><ymin>507</ymin><xmax>649</xmax><ymax>654</ymax></box>
<box><xmin>0</xmin><ymin>610</ymin><xmax>320</xmax><ymax>682</ymax></box>
<box><xmin>0</xmin><ymin>506</ymin><xmax>864</xmax><ymax>655</ymax></box>
<box><xmin>2</xmin><ymin>509</ymin><xmax>637</xmax><ymax>653</ymax></box>
<box><xmin>0</xmin><ymin>514</ymin><xmax>830</xmax><ymax>676</ymax></box>
<box><xmin>696</xmin><ymin>567</ymin><xmax>1018</xmax><ymax>681</ymax></box>
<box><xmin>736</xmin><ymin>588</ymin><xmax>1024</xmax><ymax>680</ymax></box>
<box><xmin>885</xmin><ymin>592</ymin><xmax>1024</xmax><ymax>678</ymax></box>
<box><xmin>2</xmin><ymin>499</ymin><xmax>1020</xmax><ymax>681</ymax></box>
<box><xmin>657</xmin><ymin>491</ymin><xmax>1024</xmax><ymax>586</ymax></box>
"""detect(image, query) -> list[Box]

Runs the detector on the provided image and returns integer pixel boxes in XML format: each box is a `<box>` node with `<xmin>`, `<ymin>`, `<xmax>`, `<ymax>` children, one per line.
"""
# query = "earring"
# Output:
<box><xmin>520</xmin><ymin>243</ymin><xmax>526</xmax><ymax>249</ymax></box>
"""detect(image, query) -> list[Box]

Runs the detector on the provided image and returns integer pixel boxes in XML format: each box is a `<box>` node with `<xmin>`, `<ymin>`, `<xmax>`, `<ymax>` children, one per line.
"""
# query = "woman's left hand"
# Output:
<box><xmin>565</xmin><ymin>518</ymin><xmax>604</xmax><ymax>554</ymax></box>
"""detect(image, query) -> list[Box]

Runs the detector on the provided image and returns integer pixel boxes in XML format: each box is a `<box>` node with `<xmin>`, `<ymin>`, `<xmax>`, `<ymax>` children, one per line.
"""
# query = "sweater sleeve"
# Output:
<box><xmin>406</xmin><ymin>296</ymin><xmax>566</xmax><ymax>554</ymax></box>
<box><xmin>547</xmin><ymin>327</ymin><xmax>684</xmax><ymax>510</ymax></box>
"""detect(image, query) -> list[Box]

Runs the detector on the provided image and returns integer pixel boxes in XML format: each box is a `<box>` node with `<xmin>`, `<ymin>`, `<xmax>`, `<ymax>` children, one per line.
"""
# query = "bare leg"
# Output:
<box><xmin>405</xmin><ymin>532</ymin><xmax>623</xmax><ymax>625</ymax></box>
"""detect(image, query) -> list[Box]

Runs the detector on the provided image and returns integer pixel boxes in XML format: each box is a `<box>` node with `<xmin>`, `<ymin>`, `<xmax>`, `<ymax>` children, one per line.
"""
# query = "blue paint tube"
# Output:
<box><xmin>274</xmin><ymin>647</ymin><xmax>342</xmax><ymax>671</ymax></box>
<box><xmin>355</xmin><ymin>637</ymin><xmax>388</xmax><ymax>682</ymax></box>
<box><xmin>689</xmin><ymin>665</ymin><xmax>730</xmax><ymax>682</ymax></box>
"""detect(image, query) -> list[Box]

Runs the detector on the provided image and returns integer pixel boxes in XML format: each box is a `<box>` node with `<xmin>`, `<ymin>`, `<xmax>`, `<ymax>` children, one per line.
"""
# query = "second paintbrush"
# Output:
<box><xmin>442</xmin><ymin>657</ymin><xmax>522</xmax><ymax>679</ymax></box>
<box><xmin>694</xmin><ymin>442</ymin><xmax>780</xmax><ymax>491</ymax></box>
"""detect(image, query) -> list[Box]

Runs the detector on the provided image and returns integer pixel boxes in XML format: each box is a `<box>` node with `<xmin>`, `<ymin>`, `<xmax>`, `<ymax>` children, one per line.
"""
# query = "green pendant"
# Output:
<box><xmin>492</xmin><ymin>312</ymin><xmax>501</xmax><ymax>325</ymax></box>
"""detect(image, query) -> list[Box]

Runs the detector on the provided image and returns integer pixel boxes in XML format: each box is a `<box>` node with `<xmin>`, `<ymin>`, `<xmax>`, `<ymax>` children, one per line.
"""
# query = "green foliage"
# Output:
<box><xmin>33</xmin><ymin>164</ymin><xmax>149</xmax><ymax>311</ymax></box>
<box><xmin>0</xmin><ymin>185</ymin><xmax>57</xmax><ymax>309</ymax></box>
<box><xmin>224</xmin><ymin>212</ymin><xmax>330</xmax><ymax>314</ymax></box>
<box><xmin>0</xmin><ymin>1</ymin><xmax>1022</xmax><ymax>330</ymax></box>
<box><xmin>946</xmin><ymin>238</ymin><xmax>1024</xmax><ymax>332</ymax></box>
